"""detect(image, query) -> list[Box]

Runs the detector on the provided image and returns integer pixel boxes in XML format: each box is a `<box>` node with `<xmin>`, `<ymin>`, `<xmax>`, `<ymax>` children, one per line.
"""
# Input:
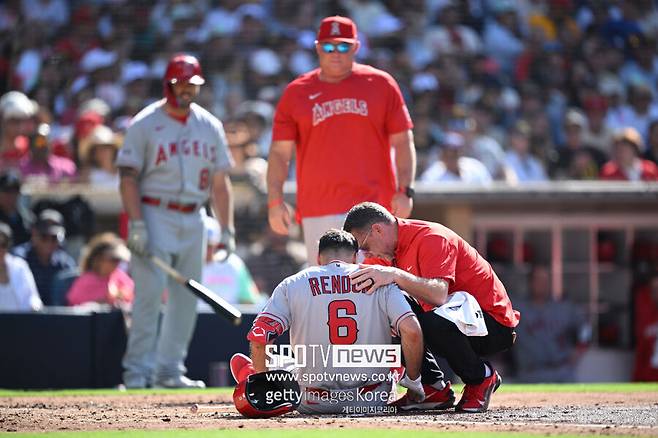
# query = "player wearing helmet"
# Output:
<box><xmin>117</xmin><ymin>53</ymin><xmax>235</xmax><ymax>389</ymax></box>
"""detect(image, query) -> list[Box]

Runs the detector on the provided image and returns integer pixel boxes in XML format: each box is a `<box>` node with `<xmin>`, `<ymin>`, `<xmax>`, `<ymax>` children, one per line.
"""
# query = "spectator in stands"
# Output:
<box><xmin>0</xmin><ymin>221</ymin><xmax>42</xmax><ymax>312</ymax></box>
<box><xmin>420</xmin><ymin>131</ymin><xmax>492</xmax><ymax>184</ymax></box>
<box><xmin>454</xmin><ymin>104</ymin><xmax>513</xmax><ymax>181</ymax></box>
<box><xmin>235</xmin><ymin>100</ymin><xmax>274</xmax><ymax>158</ymax></box>
<box><xmin>422</xmin><ymin>1</ymin><xmax>482</xmax><ymax>60</ymax></box>
<box><xmin>246</xmin><ymin>227</ymin><xmax>304</xmax><ymax>295</ymax></box>
<box><xmin>553</xmin><ymin>109</ymin><xmax>601</xmax><ymax>179</ymax></box>
<box><xmin>526</xmin><ymin>0</ymin><xmax>581</xmax><ymax>47</ymax></box>
<box><xmin>633</xmin><ymin>271</ymin><xmax>658</xmax><ymax>382</ymax></box>
<box><xmin>66</xmin><ymin>233</ymin><xmax>133</xmax><ymax>308</ymax></box>
<box><xmin>77</xmin><ymin>125</ymin><xmax>122</xmax><ymax>189</ymax></box>
<box><xmin>645</xmin><ymin>120</ymin><xmax>658</xmax><ymax>165</ymax></box>
<box><xmin>224</xmin><ymin>118</ymin><xmax>267</xmax><ymax>194</ymax></box>
<box><xmin>119</xmin><ymin>61</ymin><xmax>153</xmax><ymax>118</ymax></box>
<box><xmin>67</xmin><ymin>104</ymin><xmax>108</xmax><ymax>162</ymax></box>
<box><xmin>619</xmin><ymin>35</ymin><xmax>657</xmax><ymax>97</ymax></box>
<box><xmin>581</xmin><ymin>94</ymin><xmax>614</xmax><ymax>158</ymax></box>
<box><xmin>513</xmin><ymin>265</ymin><xmax>589</xmax><ymax>382</ymax></box>
<box><xmin>600</xmin><ymin>127</ymin><xmax>658</xmax><ymax>181</ymax></box>
<box><xmin>606</xmin><ymin>83</ymin><xmax>658</xmax><ymax>142</ymax></box>
<box><xmin>21</xmin><ymin>0</ymin><xmax>69</xmax><ymax>35</ymax></box>
<box><xmin>0</xmin><ymin>91</ymin><xmax>38</xmax><ymax>170</ymax></box>
<box><xmin>11</xmin><ymin>209</ymin><xmax>76</xmax><ymax>305</ymax></box>
<box><xmin>504</xmin><ymin>120</ymin><xmax>548</xmax><ymax>182</ymax></box>
<box><xmin>19</xmin><ymin>123</ymin><xmax>77</xmax><ymax>184</ymax></box>
<box><xmin>199</xmin><ymin>213</ymin><xmax>263</xmax><ymax>308</ymax></box>
<box><xmin>482</xmin><ymin>0</ymin><xmax>524</xmax><ymax>75</ymax></box>
<box><xmin>0</xmin><ymin>170</ymin><xmax>32</xmax><ymax>245</ymax></box>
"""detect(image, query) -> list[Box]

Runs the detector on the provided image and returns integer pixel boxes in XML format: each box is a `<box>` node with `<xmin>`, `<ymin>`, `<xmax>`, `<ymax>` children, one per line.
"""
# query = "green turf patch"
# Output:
<box><xmin>0</xmin><ymin>430</ymin><xmax>642</xmax><ymax>438</ymax></box>
<box><xmin>1</xmin><ymin>382</ymin><xmax>656</xmax><ymax>398</ymax></box>
<box><xmin>0</xmin><ymin>387</ymin><xmax>233</xmax><ymax>398</ymax></box>
<box><xmin>491</xmin><ymin>382</ymin><xmax>658</xmax><ymax>393</ymax></box>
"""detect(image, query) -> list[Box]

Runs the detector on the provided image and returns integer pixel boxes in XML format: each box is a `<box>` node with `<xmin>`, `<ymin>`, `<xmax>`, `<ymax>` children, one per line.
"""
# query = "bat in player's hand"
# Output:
<box><xmin>148</xmin><ymin>254</ymin><xmax>242</xmax><ymax>325</ymax></box>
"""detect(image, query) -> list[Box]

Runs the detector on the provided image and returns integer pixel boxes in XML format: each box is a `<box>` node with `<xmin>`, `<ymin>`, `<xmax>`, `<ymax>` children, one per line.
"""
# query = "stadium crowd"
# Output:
<box><xmin>1</xmin><ymin>0</ymin><xmax>657</xmax><ymax>184</ymax></box>
<box><xmin>0</xmin><ymin>0</ymin><xmax>658</xmax><ymax>381</ymax></box>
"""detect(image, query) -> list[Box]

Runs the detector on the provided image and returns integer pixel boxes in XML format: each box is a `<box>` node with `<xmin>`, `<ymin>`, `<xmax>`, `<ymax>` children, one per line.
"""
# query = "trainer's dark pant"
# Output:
<box><xmin>405</xmin><ymin>296</ymin><xmax>516</xmax><ymax>385</ymax></box>
<box><xmin>419</xmin><ymin>310</ymin><xmax>515</xmax><ymax>384</ymax></box>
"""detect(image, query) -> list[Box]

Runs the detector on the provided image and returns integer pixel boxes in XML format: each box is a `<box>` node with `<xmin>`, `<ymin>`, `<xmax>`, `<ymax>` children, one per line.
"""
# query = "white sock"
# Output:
<box><xmin>483</xmin><ymin>363</ymin><xmax>492</xmax><ymax>378</ymax></box>
<box><xmin>431</xmin><ymin>380</ymin><xmax>446</xmax><ymax>391</ymax></box>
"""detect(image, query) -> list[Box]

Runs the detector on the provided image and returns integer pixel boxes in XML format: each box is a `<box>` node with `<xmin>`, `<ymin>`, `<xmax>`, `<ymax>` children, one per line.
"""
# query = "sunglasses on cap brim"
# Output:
<box><xmin>320</xmin><ymin>42</ymin><xmax>353</xmax><ymax>53</ymax></box>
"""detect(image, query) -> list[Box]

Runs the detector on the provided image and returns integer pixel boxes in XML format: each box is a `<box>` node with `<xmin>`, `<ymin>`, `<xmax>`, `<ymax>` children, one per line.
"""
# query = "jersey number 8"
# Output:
<box><xmin>199</xmin><ymin>168</ymin><xmax>210</xmax><ymax>190</ymax></box>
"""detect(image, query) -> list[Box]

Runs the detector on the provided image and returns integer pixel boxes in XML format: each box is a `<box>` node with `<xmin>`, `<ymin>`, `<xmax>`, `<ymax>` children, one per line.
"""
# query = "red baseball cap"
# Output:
<box><xmin>316</xmin><ymin>16</ymin><xmax>357</xmax><ymax>43</ymax></box>
<box><xmin>583</xmin><ymin>95</ymin><xmax>608</xmax><ymax>113</ymax></box>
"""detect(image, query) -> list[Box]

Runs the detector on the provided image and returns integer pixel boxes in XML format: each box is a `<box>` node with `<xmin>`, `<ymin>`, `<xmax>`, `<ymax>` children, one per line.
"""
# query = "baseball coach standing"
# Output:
<box><xmin>266</xmin><ymin>15</ymin><xmax>417</xmax><ymax>264</ymax></box>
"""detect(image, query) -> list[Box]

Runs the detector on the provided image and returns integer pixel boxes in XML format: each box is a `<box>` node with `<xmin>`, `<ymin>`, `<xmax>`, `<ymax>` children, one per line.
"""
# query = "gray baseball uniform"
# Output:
<box><xmin>118</xmin><ymin>100</ymin><xmax>232</xmax><ymax>384</ymax></box>
<box><xmin>251</xmin><ymin>260</ymin><xmax>414</xmax><ymax>413</ymax></box>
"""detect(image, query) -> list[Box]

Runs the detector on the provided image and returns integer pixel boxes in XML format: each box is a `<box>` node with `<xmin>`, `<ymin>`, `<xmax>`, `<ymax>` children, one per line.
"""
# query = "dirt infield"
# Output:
<box><xmin>2</xmin><ymin>391</ymin><xmax>658</xmax><ymax>436</ymax></box>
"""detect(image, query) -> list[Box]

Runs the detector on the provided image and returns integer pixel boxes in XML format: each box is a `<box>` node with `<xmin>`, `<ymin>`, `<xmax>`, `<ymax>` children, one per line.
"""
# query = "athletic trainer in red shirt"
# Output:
<box><xmin>344</xmin><ymin>202</ymin><xmax>520</xmax><ymax>413</ymax></box>
<box><xmin>267</xmin><ymin>16</ymin><xmax>416</xmax><ymax>264</ymax></box>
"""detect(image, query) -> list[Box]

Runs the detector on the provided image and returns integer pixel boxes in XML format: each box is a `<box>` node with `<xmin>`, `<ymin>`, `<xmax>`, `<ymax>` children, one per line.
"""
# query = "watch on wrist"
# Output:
<box><xmin>400</xmin><ymin>186</ymin><xmax>415</xmax><ymax>199</ymax></box>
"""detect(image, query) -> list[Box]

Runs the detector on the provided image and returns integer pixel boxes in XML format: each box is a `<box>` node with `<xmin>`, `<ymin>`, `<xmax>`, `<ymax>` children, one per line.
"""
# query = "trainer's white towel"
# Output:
<box><xmin>433</xmin><ymin>291</ymin><xmax>488</xmax><ymax>337</ymax></box>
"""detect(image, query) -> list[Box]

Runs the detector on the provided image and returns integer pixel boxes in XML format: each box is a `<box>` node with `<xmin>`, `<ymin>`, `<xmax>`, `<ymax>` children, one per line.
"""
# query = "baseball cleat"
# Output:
<box><xmin>230</xmin><ymin>353</ymin><xmax>255</xmax><ymax>383</ymax></box>
<box><xmin>392</xmin><ymin>381</ymin><xmax>455</xmax><ymax>410</ymax></box>
<box><xmin>455</xmin><ymin>368</ymin><xmax>502</xmax><ymax>413</ymax></box>
<box><xmin>154</xmin><ymin>375</ymin><xmax>206</xmax><ymax>389</ymax></box>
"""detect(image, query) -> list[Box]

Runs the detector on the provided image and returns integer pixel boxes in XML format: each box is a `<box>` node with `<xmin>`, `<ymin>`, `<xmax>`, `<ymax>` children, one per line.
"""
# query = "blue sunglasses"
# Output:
<box><xmin>320</xmin><ymin>42</ymin><xmax>353</xmax><ymax>54</ymax></box>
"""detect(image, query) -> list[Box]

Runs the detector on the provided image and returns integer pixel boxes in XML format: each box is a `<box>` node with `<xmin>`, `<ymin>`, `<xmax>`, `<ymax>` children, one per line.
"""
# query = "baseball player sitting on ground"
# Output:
<box><xmin>230</xmin><ymin>229</ymin><xmax>425</xmax><ymax>416</ymax></box>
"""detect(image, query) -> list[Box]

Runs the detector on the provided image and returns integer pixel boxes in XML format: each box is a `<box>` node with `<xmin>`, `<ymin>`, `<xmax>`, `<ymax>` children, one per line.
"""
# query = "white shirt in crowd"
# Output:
<box><xmin>504</xmin><ymin>151</ymin><xmax>548</xmax><ymax>182</ymax></box>
<box><xmin>421</xmin><ymin>157</ymin><xmax>493</xmax><ymax>184</ymax></box>
<box><xmin>0</xmin><ymin>253</ymin><xmax>42</xmax><ymax>312</ymax></box>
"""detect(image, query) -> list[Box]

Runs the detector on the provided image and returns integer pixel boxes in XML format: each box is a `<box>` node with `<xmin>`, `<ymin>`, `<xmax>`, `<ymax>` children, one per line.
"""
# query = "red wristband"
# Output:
<box><xmin>267</xmin><ymin>198</ymin><xmax>284</xmax><ymax>209</ymax></box>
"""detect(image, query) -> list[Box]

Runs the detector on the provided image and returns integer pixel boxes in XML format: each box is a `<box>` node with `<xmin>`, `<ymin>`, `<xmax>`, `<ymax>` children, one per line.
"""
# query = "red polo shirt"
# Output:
<box><xmin>394</xmin><ymin>219</ymin><xmax>520</xmax><ymax>328</ymax></box>
<box><xmin>272</xmin><ymin>63</ymin><xmax>413</xmax><ymax>219</ymax></box>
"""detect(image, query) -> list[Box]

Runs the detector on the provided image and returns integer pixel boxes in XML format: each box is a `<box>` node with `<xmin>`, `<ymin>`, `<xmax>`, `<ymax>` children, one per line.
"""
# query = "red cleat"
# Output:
<box><xmin>392</xmin><ymin>381</ymin><xmax>455</xmax><ymax>411</ymax></box>
<box><xmin>455</xmin><ymin>369</ymin><xmax>502</xmax><ymax>413</ymax></box>
<box><xmin>230</xmin><ymin>353</ymin><xmax>255</xmax><ymax>383</ymax></box>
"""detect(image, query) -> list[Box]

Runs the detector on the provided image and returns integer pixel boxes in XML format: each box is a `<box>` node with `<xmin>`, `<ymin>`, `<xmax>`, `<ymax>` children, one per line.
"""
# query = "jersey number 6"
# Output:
<box><xmin>327</xmin><ymin>300</ymin><xmax>358</xmax><ymax>344</ymax></box>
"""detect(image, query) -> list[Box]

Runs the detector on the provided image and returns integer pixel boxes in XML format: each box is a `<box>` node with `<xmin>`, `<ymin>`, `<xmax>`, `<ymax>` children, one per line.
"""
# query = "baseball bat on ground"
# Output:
<box><xmin>149</xmin><ymin>254</ymin><xmax>242</xmax><ymax>325</ymax></box>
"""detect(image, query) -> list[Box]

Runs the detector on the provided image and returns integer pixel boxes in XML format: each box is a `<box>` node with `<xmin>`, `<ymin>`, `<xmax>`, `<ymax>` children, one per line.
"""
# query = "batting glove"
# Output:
<box><xmin>399</xmin><ymin>374</ymin><xmax>425</xmax><ymax>403</ymax></box>
<box><xmin>218</xmin><ymin>228</ymin><xmax>236</xmax><ymax>256</ymax></box>
<box><xmin>127</xmin><ymin>220</ymin><xmax>149</xmax><ymax>257</ymax></box>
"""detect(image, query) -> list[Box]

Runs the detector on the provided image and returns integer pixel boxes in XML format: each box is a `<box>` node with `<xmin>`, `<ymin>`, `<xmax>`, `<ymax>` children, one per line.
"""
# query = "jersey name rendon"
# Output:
<box><xmin>312</xmin><ymin>98</ymin><xmax>368</xmax><ymax>126</ymax></box>
<box><xmin>154</xmin><ymin>139</ymin><xmax>218</xmax><ymax>166</ymax></box>
<box><xmin>308</xmin><ymin>275</ymin><xmax>366</xmax><ymax>296</ymax></box>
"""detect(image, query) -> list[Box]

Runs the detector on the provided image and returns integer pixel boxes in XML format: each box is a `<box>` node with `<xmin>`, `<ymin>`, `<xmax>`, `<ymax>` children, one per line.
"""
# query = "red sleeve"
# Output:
<box><xmin>271</xmin><ymin>86</ymin><xmax>298</xmax><ymax>142</ymax></box>
<box><xmin>383</xmin><ymin>73</ymin><xmax>413</xmax><ymax>135</ymax></box>
<box><xmin>417</xmin><ymin>234</ymin><xmax>457</xmax><ymax>285</ymax></box>
<box><xmin>247</xmin><ymin>313</ymin><xmax>287</xmax><ymax>344</ymax></box>
<box><xmin>599</xmin><ymin>162</ymin><xmax>624</xmax><ymax>180</ymax></box>
<box><xmin>641</xmin><ymin>161</ymin><xmax>658</xmax><ymax>181</ymax></box>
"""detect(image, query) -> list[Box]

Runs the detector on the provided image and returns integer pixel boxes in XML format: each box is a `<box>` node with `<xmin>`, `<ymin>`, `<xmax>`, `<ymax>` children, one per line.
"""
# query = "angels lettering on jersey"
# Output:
<box><xmin>312</xmin><ymin>98</ymin><xmax>368</xmax><ymax>126</ymax></box>
<box><xmin>153</xmin><ymin>139</ymin><xmax>218</xmax><ymax>167</ymax></box>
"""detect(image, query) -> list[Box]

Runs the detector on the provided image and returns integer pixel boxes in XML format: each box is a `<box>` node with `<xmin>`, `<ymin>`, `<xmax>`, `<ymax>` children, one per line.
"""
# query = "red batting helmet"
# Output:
<box><xmin>163</xmin><ymin>54</ymin><xmax>205</xmax><ymax>107</ymax></box>
<box><xmin>233</xmin><ymin>370</ymin><xmax>301</xmax><ymax>418</ymax></box>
